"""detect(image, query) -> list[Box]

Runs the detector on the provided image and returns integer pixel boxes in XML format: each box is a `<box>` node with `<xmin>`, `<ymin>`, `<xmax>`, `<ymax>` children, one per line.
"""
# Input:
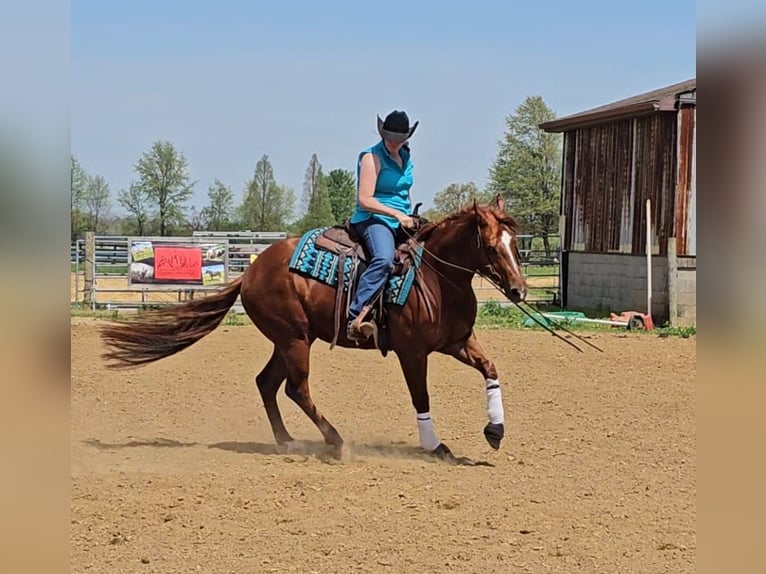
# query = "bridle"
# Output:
<box><xmin>475</xmin><ymin>222</ymin><xmax>521</xmax><ymax>295</ymax></box>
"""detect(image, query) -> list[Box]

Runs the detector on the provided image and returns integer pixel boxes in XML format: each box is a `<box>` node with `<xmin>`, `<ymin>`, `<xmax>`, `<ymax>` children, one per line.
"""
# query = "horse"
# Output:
<box><xmin>100</xmin><ymin>195</ymin><xmax>529</xmax><ymax>463</ymax></box>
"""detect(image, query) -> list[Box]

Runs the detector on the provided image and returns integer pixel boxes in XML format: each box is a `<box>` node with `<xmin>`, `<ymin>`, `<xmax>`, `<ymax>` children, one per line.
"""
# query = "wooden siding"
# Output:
<box><xmin>674</xmin><ymin>106</ymin><xmax>696</xmax><ymax>255</ymax></box>
<box><xmin>562</xmin><ymin>111</ymin><xmax>683</xmax><ymax>256</ymax></box>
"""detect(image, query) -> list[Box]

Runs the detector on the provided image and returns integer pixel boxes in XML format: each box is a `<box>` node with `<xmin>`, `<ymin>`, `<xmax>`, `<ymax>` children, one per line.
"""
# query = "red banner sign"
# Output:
<box><xmin>154</xmin><ymin>246</ymin><xmax>202</xmax><ymax>281</ymax></box>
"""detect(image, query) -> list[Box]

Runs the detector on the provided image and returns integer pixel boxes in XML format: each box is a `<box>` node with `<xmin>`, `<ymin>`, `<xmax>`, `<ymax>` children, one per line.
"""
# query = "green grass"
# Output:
<box><xmin>221</xmin><ymin>312</ymin><xmax>252</xmax><ymax>326</ymax></box>
<box><xmin>70</xmin><ymin>304</ymin><xmax>253</xmax><ymax>327</ymax></box>
<box><xmin>523</xmin><ymin>265</ymin><xmax>558</xmax><ymax>277</ymax></box>
<box><xmin>475</xmin><ymin>301</ymin><xmax>606</xmax><ymax>333</ymax></box>
<box><xmin>475</xmin><ymin>301</ymin><xmax>526</xmax><ymax>329</ymax></box>
<box><xmin>70</xmin><ymin>306</ymin><xmax>120</xmax><ymax>320</ymax></box>
<box><xmin>654</xmin><ymin>325</ymin><xmax>696</xmax><ymax>338</ymax></box>
<box><xmin>70</xmin><ymin>264</ymin><xmax>129</xmax><ymax>275</ymax></box>
<box><xmin>474</xmin><ymin>300</ymin><xmax>695</xmax><ymax>338</ymax></box>
<box><xmin>69</xmin><ymin>301</ymin><xmax>694</xmax><ymax>339</ymax></box>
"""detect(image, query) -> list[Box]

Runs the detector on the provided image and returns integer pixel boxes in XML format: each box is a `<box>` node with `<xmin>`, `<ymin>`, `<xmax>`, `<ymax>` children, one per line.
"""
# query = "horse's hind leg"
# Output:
<box><xmin>280</xmin><ymin>339</ymin><xmax>345</xmax><ymax>455</ymax></box>
<box><xmin>255</xmin><ymin>347</ymin><xmax>293</xmax><ymax>445</ymax></box>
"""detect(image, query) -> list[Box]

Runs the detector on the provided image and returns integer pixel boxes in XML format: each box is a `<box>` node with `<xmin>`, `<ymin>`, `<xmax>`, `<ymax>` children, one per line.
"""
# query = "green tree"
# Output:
<box><xmin>118</xmin><ymin>183</ymin><xmax>150</xmax><ymax>236</ymax></box>
<box><xmin>271</xmin><ymin>184</ymin><xmax>296</xmax><ymax>229</ymax></box>
<box><xmin>70</xmin><ymin>155</ymin><xmax>89</xmax><ymax>239</ymax></box>
<box><xmin>297</xmin><ymin>153</ymin><xmax>334</xmax><ymax>233</ymax></box>
<box><xmin>202</xmin><ymin>179</ymin><xmax>234</xmax><ymax>230</ymax></box>
<box><xmin>424</xmin><ymin>181</ymin><xmax>489</xmax><ymax>221</ymax></box>
<box><xmin>186</xmin><ymin>206</ymin><xmax>206</xmax><ymax>232</ymax></box>
<box><xmin>487</xmin><ymin>95</ymin><xmax>561</xmax><ymax>255</ymax></box>
<box><xmin>133</xmin><ymin>141</ymin><xmax>194</xmax><ymax>236</ymax></box>
<box><xmin>323</xmin><ymin>168</ymin><xmax>357</xmax><ymax>224</ymax></box>
<box><xmin>82</xmin><ymin>174</ymin><xmax>112</xmax><ymax>234</ymax></box>
<box><xmin>239</xmin><ymin>155</ymin><xmax>295</xmax><ymax>231</ymax></box>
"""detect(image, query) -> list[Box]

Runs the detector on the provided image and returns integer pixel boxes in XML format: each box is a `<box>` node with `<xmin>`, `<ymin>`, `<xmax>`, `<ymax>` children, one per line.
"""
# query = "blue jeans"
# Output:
<box><xmin>348</xmin><ymin>217</ymin><xmax>396</xmax><ymax>321</ymax></box>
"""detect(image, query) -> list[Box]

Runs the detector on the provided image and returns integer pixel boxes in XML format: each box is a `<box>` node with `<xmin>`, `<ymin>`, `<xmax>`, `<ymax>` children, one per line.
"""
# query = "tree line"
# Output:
<box><xmin>70</xmin><ymin>142</ymin><xmax>356</xmax><ymax>240</ymax></box>
<box><xmin>71</xmin><ymin>95</ymin><xmax>562</xmax><ymax>249</ymax></box>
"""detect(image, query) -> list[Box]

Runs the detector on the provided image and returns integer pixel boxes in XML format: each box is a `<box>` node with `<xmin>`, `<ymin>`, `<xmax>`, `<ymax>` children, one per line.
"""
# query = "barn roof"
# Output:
<box><xmin>540</xmin><ymin>78</ymin><xmax>696</xmax><ymax>132</ymax></box>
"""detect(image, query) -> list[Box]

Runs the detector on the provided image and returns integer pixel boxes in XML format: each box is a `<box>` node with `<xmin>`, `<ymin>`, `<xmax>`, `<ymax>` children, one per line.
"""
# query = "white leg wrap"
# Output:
<box><xmin>416</xmin><ymin>412</ymin><xmax>441</xmax><ymax>451</ymax></box>
<box><xmin>485</xmin><ymin>378</ymin><xmax>505</xmax><ymax>425</ymax></box>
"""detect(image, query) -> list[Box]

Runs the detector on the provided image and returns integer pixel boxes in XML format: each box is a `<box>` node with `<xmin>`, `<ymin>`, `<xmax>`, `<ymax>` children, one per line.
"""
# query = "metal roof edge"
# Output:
<box><xmin>539</xmin><ymin>78</ymin><xmax>696</xmax><ymax>133</ymax></box>
<box><xmin>539</xmin><ymin>102</ymin><xmax>657</xmax><ymax>132</ymax></box>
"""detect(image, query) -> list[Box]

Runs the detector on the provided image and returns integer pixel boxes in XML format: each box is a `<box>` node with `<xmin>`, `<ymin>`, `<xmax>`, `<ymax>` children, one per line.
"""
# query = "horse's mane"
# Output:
<box><xmin>415</xmin><ymin>208</ymin><xmax>472</xmax><ymax>241</ymax></box>
<box><xmin>415</xmin><ymin>204</ymin><xmax>520</xmax><ymax>242</ymax></box>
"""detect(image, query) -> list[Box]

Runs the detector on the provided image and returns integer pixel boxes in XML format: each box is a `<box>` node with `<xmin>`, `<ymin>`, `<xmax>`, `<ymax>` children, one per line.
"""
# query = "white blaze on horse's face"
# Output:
<box><xmin>500</xmin><ymin>230</ymin><xmax>520</xmax><ymax>276</ymax></box>
<box><xmin>499</xmin><ymin>229</ymin><xmax>527</xmax><ymax>301</ymax></box>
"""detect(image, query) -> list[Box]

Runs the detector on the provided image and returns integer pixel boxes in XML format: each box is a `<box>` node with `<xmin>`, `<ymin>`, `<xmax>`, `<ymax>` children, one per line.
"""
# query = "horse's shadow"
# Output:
<box><xmin>83</xmin><ymin>438</ymin><xmax>494</xmax><ymax>466</ymax></box>
<box><xmin>83</xmin><ymin>437</ymin><xmax>278</xmax><ymax>456</ymax></box>
<box><xmin>83</xmin><ymin>437</ymin><xmax>197</xmax><ymax>449</ymax></box>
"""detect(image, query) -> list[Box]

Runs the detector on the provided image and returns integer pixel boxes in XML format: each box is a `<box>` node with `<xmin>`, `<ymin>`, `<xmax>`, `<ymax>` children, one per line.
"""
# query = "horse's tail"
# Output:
<box><xmin>100</xmin><ymin>276</ymin><xmax>243</xmax><ymax>369</ymax></box>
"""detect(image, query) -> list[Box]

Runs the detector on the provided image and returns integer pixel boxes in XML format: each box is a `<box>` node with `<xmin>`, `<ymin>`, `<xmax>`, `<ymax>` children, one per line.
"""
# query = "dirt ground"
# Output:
<box><xmin>71</xmin><ymin>319</ymin><xmax>695</xmax><ymax>573</ymax></box>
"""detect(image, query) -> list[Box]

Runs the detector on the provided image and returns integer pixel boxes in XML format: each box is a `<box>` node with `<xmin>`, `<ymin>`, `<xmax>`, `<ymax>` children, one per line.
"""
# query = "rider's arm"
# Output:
<box><xmin>357</xmin><ymin>152</ymin><xmax>407</xmax><ymax>222</ymax></box>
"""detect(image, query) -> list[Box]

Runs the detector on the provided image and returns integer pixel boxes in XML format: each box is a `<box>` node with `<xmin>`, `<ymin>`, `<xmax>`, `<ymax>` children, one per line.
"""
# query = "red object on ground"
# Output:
<box><xmin>609</xmin><ymin>311</ymin><xmax>654</xmax><ymax>331</ymax></box>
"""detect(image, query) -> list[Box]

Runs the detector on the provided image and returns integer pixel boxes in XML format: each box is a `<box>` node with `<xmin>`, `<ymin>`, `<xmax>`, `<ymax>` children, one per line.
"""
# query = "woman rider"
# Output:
<box><xmin>346</xmin><ymin>110</ymin><xmax>418</xmax><ymax>341</ymax></box>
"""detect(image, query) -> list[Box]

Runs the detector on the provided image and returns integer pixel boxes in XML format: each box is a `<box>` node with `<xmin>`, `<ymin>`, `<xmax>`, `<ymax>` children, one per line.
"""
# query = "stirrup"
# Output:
<box><xmin>347</xmin><ymin>318</ymin><xmax>376</xmax><ymax>341</ymax></box>
<box><xmin>357</xmin><ymin>320</ymin><xmax>376</xmax><ymax>339</ymax></box>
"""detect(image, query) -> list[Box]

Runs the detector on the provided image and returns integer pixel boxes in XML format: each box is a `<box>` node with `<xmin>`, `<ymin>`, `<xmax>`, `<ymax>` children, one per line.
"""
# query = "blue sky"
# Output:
<box><xmin>72</xmin><ymin>0</ymin><xmax>696</xmax><ymax>218</ymax></box>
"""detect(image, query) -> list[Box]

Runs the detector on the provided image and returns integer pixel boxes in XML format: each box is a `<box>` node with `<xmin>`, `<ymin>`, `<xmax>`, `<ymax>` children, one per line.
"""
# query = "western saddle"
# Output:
<box><xmin>313</xmin><ymin>205</ymin><xmax>426</xmax><ymax>351</ymax></box>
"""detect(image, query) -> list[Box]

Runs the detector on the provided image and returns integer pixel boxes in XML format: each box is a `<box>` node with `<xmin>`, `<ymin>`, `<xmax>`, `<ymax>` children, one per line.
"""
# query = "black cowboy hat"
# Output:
<box><xmin>377</xmin><ymin>110</ymin><xmax>419</xmax><ymax>143</ymax></box>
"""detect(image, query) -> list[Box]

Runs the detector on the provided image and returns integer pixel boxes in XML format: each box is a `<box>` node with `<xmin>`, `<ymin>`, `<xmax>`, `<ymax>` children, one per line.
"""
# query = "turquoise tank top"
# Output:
<box><xmin>349</xmin><ymin>139</ymin><xmax>413</xmax><ymax>230</ymax></box>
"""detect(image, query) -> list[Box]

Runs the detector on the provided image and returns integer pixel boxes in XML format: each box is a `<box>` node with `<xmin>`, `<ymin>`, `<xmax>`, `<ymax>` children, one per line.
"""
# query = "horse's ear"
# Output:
<box><xmin>492</xmin><ymin>193</ymin><xmax>505</xmax><ymax>212</ymax></box>
<box><xmin>473</xmin><ymin>197</ymin><xmax>489</xmax><ymax>226</ymax></box>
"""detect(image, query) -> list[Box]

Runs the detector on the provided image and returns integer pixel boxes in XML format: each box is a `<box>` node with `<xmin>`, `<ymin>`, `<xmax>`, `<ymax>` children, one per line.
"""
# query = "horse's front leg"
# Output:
<box><xmin>396</xmin><ymin>351</ymin><xmax>455</xmax><ymax>460</ymax></box>
<box><xmin>440</xmin><ymin>331</ymin><xmax>506</xmax><ymax>450</ymax></box>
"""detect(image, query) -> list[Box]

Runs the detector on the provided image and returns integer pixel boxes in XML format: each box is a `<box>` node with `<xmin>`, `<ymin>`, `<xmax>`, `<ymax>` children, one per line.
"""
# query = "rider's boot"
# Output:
<box><xmin>347</xmin><ymin>305</ymin><xmax>376</xmax><ymax>341</ymax></box>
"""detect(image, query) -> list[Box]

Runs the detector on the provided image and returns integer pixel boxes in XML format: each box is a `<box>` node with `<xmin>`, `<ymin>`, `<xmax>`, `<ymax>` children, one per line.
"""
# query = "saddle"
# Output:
<box><xmin>314</xmin><ymin>214</ymin><xmax>425</xmax><ymax>352</ymax></box>
<box><xmin>314</xmin><ymin>224</ymin><xmax>367</xmax><ymax>262</ymax></box>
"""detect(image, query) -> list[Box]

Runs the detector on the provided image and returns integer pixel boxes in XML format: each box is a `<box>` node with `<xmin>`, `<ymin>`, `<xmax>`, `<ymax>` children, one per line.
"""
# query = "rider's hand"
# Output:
<box><xmin>397</xmin><ymin>213</ymin><xmax>416</xmax><ymax>228</ymax></box>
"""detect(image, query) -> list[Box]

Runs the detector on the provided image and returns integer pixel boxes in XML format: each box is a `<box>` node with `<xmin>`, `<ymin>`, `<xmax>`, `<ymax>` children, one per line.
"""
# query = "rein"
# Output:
<box><xmin>399</xmin><ymin>221</ymin><xmax>603</xmax><ymax>354</ymax></box>
<box><xmin>400</xmin><ymin>221</ymin><xmax>501</xmax><ymax>290</ymax></box>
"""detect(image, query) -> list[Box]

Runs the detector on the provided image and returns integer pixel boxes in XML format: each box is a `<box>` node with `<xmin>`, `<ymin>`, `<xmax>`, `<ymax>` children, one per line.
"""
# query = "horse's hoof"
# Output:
<box><xmin>430</xmin><ymin>443</ymin><xmax>479</xmax><ymax>466</ymax></box>
<box><xmin>284</xmin><ymin>440</ymin><xmax>311</xmax><ymax>454</ymax></box>
<box><xmin>430</xmin><ymin>443</ymin><xmax>459</xmax><ymax>464</ymax></box>
<box><xmin>335</xmin><ymin>443</ymin><xmax>353</xmax><ymax>463</ymax></box>
<box><xmin>483</xmin><ymin>422</ymin><xmax>505</xmax><ymax>450</ymax></box>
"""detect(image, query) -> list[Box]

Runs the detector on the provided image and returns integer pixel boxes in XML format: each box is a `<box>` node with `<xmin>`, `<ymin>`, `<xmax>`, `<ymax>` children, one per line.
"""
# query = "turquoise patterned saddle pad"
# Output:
<box><xmin>288</xmin><ymin>227</ymin><xmax>423</xmax><ymax>306</ymax></box>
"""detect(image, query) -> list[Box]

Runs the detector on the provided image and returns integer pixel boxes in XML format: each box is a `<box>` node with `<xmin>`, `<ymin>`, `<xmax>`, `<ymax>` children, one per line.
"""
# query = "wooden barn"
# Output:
<box><xmin>540</xmin><ymin>78</ymin><xmax>696</xmax><ymax>326</ymax></box>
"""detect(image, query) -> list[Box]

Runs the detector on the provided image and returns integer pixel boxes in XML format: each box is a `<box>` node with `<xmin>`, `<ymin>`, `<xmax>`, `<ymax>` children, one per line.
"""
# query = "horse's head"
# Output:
<box><xmin>471</xmin><ymin>194</ymin><xmax>528</xmax><ymax>303</ymax></box>
<box><xmin>414</xmin><ymin>195</ymin><xmax>528</xmax><ymax>302</ymax></box>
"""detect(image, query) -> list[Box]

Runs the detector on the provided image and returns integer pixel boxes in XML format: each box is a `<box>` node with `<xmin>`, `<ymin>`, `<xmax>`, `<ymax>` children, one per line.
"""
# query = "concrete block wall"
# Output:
<box><xmin>673</xmin><ymin>256</ymin><xmax>697</xmax><ymax>326</ymax></box>
<box><xmin>565</xmin><ymin>252</ymin><xmax>669</xmax><ymax>323</ymax></box>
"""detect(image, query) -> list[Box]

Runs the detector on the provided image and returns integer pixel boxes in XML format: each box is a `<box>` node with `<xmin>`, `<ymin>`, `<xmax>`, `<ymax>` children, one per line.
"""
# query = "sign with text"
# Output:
<box><xmin>128</xmin><ymin>239</ymin><xmax>227</xmax><ymax>286</ymax></box>
<box><xmin>154</xmin><ymin>246</ymin><xmax>202</xmax><ymax>281</ymax></box>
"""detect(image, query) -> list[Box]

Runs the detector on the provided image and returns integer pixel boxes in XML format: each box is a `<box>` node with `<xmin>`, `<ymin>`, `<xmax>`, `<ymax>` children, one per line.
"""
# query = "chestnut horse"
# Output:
<box><xmin>101</xmin><ymin>196</ymin><xmax>528</xmax><ymax>462</ymax></box>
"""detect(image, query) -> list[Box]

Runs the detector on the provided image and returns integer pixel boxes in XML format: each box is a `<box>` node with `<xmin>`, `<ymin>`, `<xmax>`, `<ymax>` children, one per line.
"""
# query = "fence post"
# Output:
<box><xmin>667</xmin><ymin>237</ymin><xmax>678</xmax><ymax>327</ymax></box>
<box><xmin>84</xmin><ymin>231</ymin><xmax>95</xmax><ymax>309</ymax></box>
<box><xmin>74</xmin><ymin>239</ymin><xmax>81</xmax><ymax>304</ymax></box>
